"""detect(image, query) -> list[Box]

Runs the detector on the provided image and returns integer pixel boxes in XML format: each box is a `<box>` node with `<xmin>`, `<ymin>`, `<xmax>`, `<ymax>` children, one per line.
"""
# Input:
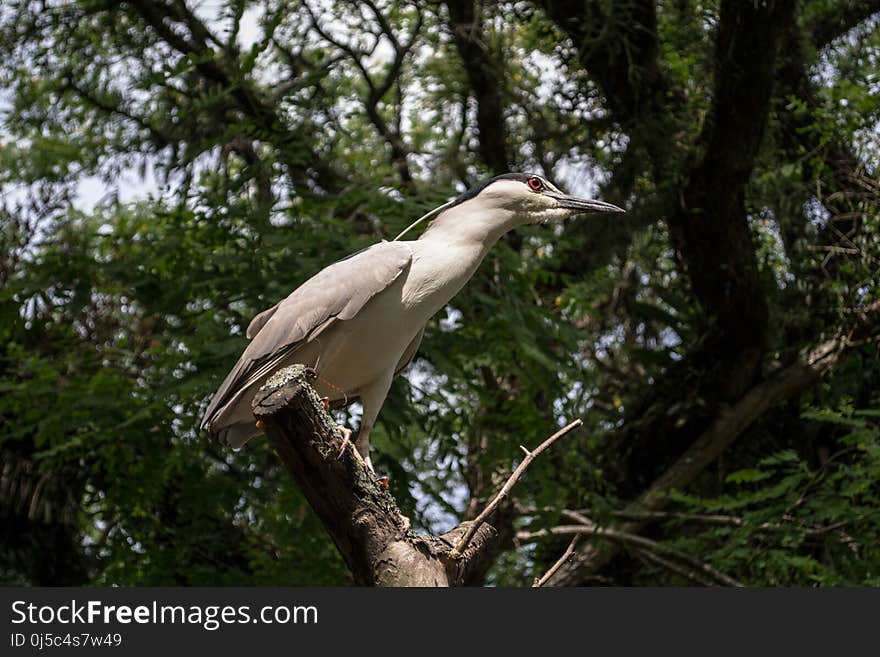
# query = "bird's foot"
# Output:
<box><xmin>320</xmin><ymin>397</ymin><xmax>330</xmax><ymax>412</ymax></box>
<box><xmin>334</xmin><ymin>428</ymin><xmax>380</xmax><ymax>478</ymax></box>
<box><xmin>335</xmin><ymin>425</ymin><xmax>354</xmax><ymax>459</ymax></box>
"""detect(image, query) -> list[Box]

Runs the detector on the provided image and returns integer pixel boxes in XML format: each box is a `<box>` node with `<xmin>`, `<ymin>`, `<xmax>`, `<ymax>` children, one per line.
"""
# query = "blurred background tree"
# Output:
<box><xmin>1</xmin><ymin>0</ymin><xmax>878</xmax><ymax>586</ymax></box>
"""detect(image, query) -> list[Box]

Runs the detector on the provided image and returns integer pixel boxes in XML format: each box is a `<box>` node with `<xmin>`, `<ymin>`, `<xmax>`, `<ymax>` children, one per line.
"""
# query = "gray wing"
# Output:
<box><xmin>246</xmin><ymin>303</ymin><xmax>279</xmax><ymax>338</ymax></box>
<box><xmin>202</xmin><ymin>241</ymin><xmax>413</xmax><ymax>430</ymax></box>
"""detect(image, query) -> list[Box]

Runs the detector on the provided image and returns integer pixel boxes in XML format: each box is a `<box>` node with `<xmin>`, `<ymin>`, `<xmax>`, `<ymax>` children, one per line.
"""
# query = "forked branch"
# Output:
<box><xmin>251</xmin><ymin>364</ymin><xmax>577</xmax><ymax>586</ymax></box>
<box><xmin>449</xmin><ymin>419</ymin><xmax>583</xmax><ymax>559</ymax></box>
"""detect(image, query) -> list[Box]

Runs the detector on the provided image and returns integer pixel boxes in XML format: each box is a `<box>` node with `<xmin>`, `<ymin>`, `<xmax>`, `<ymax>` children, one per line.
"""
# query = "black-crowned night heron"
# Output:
<box><xmin>202</xmin><ymin>173</ymin><xmax>623</xmax><ymax>470</ymax></box>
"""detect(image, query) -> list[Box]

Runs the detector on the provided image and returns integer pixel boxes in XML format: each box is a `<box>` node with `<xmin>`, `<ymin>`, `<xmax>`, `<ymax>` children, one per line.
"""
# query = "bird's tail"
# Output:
<box><xmin>201</xmin><ymin>379</ymin><xmax>264</xmax><ymax>447</ymax></box>
<box><xmin>216</xmin><ymin>422</ymin><xmax>261</xmax><ymax>449</ymax></box>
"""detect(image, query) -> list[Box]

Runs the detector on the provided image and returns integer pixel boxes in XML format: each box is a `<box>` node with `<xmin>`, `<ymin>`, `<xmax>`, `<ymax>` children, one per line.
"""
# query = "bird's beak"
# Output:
<box><xmin>545</xmin><ymin>191</ymin><xmax>625</xmax><ymax>215</ymax></box>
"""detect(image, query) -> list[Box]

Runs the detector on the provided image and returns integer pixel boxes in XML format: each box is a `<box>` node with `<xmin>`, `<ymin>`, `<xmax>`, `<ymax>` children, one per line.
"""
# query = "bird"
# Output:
<box><xmin>201</xmin><ymin>172</ymin><xmax>623</xmax><ymax>471</ymax></box>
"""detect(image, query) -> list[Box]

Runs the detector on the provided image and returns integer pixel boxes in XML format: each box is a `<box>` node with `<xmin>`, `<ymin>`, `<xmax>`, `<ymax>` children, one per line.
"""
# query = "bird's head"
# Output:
<box><xmin>462</xmin><ymin>173</ymin><xmax>625</xmax><ymax>225</ymax></box>
<box><xmin>395</xmin><ymin>172</ymin><xmax>624</xmax><ymax>241</ymax></box>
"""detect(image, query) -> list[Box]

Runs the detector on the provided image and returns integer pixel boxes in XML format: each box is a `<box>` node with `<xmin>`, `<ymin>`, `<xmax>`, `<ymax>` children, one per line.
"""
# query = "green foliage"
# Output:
<box><xmin>1</xmin><ymin>0</ymin><xmax>878</xmax><ymax>586</ymax></box>
<box><xmin>651</xmin><ymin>407</ymin><xmax>880</xmax><ymax>586</ymax></box>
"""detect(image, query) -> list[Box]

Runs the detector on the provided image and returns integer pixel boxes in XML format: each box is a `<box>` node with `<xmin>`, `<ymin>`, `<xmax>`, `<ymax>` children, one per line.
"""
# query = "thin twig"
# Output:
<box><xmin>449</xmin><ymin>419</ymin><xmax>583</xmax><ymax>559</ymax></box>
<box><xmin>635</xmin><ymin>547</ymin><xmax>716</xmax><ymax>586</ymax></box>
<box><xmin>518</xmin><ymin>524</ymin><xmax>744</xmax><ymax>587</ymax></box>
<box><xmin>533</xmin><ymin>534</ymin><xmax>581</xmax><ymax>587</ymax></box>
<box><xmin>610</xmin><ymin>508</ymin><xmax>853</xmax><ymax>539</ymax></box>
<box><xmin>611</xmin><ymin>509</ymin><xmax>748</xmax><ymax>525</ymax></box>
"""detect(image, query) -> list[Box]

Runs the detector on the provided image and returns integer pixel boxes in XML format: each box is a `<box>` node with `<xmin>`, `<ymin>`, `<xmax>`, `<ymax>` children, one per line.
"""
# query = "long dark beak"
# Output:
<box><xmin>546</xmin><ymin>191</ymin><xmax>625</xmax><ymax>214</ymax></box>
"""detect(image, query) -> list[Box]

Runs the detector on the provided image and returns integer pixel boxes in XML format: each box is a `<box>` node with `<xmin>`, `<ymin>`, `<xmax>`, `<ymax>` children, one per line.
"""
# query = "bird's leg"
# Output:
<box><xmin>355</xmin><ymin>424</ymin><xmax>374</xmax><ymax>473</ymax></box>
<box><xmin>355</xmin><ymin>425</ymin><xmax>390</xmax><ymax>489</ymax></box>
<box><xmin>344</xmin><ymin>373</ymin><xmax>393</xmax><ymax>486</ymax></box>
<box><xmin>323</xmin><ymin>398</ymin><xmax>357</xmax><ymax>457</ymax></box>
<box><xmin>336</xmin><ymin>426</ymin><xmax>388</xmax><ymax>491</ymax></box>
<box><xmin>335</xmin><ymin>425</ymin><xmax>356</xmax><ymax>459</ymax></box>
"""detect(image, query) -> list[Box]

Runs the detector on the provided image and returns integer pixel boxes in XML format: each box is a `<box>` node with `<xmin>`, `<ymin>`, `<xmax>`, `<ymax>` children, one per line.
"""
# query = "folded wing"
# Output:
<box><xmin>201</xmin><ymin>241</ymin><xmax>413</xmax><ymax>434</ymax></box>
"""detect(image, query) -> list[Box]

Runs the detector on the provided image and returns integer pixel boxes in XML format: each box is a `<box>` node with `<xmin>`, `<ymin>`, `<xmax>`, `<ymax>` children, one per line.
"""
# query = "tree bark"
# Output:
<box><xmin>251</xmin><ymin>364</ymin><xmax>500</xmax><ymax>586</ymax></box>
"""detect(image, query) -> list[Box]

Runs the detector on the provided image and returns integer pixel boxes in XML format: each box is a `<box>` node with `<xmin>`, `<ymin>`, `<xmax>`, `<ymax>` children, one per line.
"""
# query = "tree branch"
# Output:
<box><xmin>448</xmin><ymin>419</ymin><xmax>583</xmax><ymax>559</ymax></box>
<box><xmin>608</xmin><ymin>0</ymin><xmax>797</xmax><ymax>500</ymax></box>
<box><xmin>532</xmin><ymin>534</ymin><xmax>580</xmax><ymax>587</ymax></box>
<box><xmin>305</xmin><ymin>0</ymin><xmax>418</xmax><ymax>184</ymax></box>
<box><xmin>122</xmin><ymin>0</ymin><xmax>328</xmax><ymax>189</ymax></box>
<box><xmin>251</xmin><ymin>364</ymin><xmax>569</xmax><ymax>585</ymax></box>
<box><xmin>544</xmin><ymin>300</ymin><xmax>880</xmax><ymax>585</ymax></box>
<box><xmin>445</xmin><ymin>0</ymin><xmax>510</xmax><ymax>173</ymax></box>
<box><xmin>610</xmin><ymin>509</ymin><xmax>854</xmax><ymax>540</ymax></box>
<box><xmin>252</xmin><ymin>365</ymin><xmax>444</xmax><ymax>585</ymax></box>
<box><xmin>519</xmin><ymin>523</ymin><xmax>743</xmax><ymax>587</ymax></box>
<box><xmin>634</xmin><ymin>546</ymin><xmax>716</xmax><ymax>586</ymax></box>
<box><xmin>807</xmin><ymin>0</ymin><xmax>880</xmax><ymax>48</ymax></box>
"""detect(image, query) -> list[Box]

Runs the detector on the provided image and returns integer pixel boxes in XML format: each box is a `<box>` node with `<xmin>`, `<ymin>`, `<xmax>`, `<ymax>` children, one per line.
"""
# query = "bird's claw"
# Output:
<box><xmin>335</xmin><ymin>425</ymin><xmax>355</xmax><ymax>459</ymax></box>
<box><xmin>333</xmin><ymin>427</ymin><xmax>378</xmax><ymax>479</ymax></box>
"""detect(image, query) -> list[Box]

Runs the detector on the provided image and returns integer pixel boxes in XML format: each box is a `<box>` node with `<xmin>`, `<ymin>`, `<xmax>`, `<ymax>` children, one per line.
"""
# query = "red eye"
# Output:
<box><xmin>527</xmin><ymin>176</ymin><xmax>544</xmax><ymax>192</ymax></box>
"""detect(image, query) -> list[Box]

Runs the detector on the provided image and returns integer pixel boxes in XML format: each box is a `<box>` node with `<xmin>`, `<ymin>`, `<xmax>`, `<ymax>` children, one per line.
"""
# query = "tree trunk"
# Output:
<box><xmin>251</xmin><ymin>365</ymin><xmax>499</xmax><ymax>586</ymax></box>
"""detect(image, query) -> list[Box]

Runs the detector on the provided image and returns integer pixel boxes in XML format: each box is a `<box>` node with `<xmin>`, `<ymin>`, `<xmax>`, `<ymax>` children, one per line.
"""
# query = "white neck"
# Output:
<box><xmin>396</xmin><ymin>199</ymin><xmax>527</xmax><ymax>319</ymax></box>
<box><xmin>417</xmin><ymin>202</ymin><xmax>521</xmax><ymax>252</ymax></box>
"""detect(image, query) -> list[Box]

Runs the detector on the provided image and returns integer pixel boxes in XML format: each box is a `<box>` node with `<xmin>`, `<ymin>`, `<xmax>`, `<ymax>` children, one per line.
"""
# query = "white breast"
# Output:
<box><xmin>402</xmin><ymin>239</ymin><xmax>486</xmax><ymax>316</ymax></box>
